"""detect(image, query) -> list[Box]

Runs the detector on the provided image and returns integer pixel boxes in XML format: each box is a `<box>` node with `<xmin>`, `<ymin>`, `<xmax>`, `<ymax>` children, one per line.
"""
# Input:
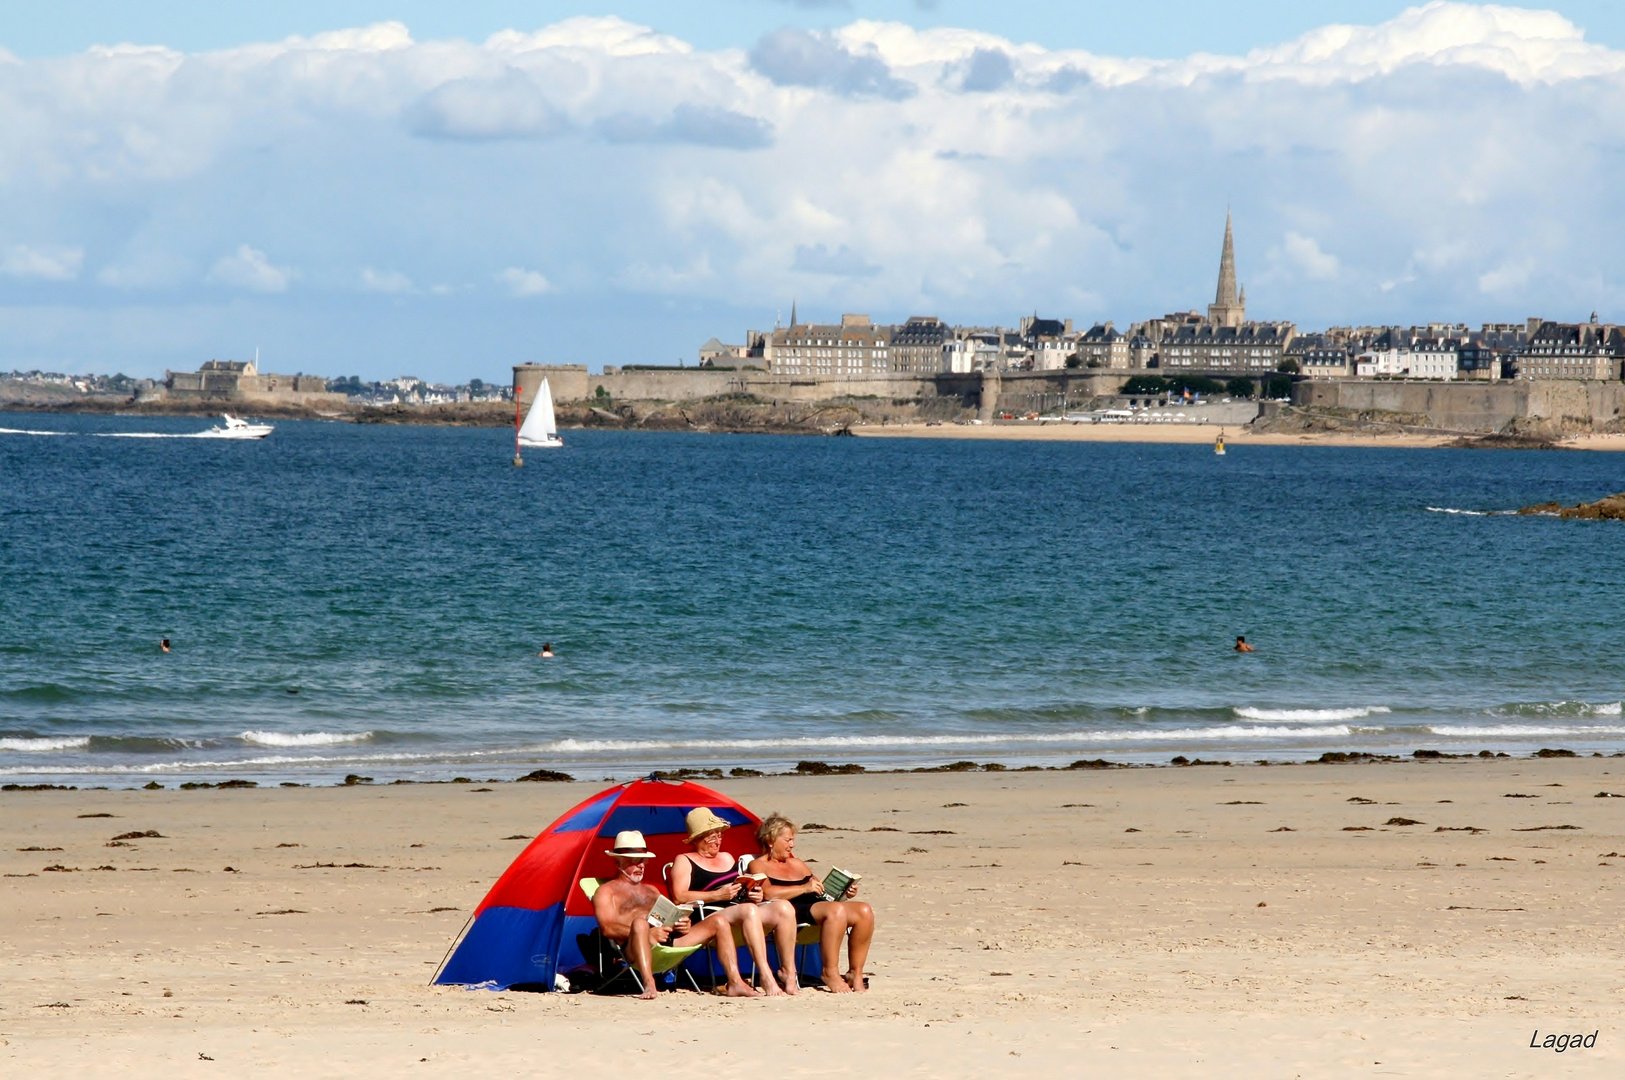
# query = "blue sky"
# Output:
<box><xmin>11</xmin><ymin>2</ymin><xmax>1625</xmax><ymax>58</ymax></box>
<box><xmin>2</xmin><ymin>2</ymin><xmax>1625</xmax><ymax>382</ymax></box>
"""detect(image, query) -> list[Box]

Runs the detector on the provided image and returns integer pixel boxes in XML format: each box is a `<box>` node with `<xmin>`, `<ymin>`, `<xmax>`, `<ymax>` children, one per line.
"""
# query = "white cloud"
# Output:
<box><xmin>495</xmin><ymin>267</ymin><xmax>551</xmax><ymax>296</ymax></box>
<box><xmin>1</xmin><ymin>244</ymin><xmax>83</xmax><ymax>281</ymax></box>
<box><xmin>1277</xmin><ymin>232</ymin><xmax>1340</xmax><ymax>280</ymax></box>
<box><xmin>407</xmin><ymin>72</ymin><xmax>569</xmax><ymax>141</ymax></box>
<box><xmin>359</xmin><ymin>267</ymin><xmax>415</xmax><ymax>294</ymax></box>
<box><xmin>207</xmin><ymin>245</ymin><xmax>294</xmax><ymax>293</ymax></box>
<box><xmin>1479</xmin><ymin>259</ymin><xmax>1534</xmax><ymax>293</ymax></box>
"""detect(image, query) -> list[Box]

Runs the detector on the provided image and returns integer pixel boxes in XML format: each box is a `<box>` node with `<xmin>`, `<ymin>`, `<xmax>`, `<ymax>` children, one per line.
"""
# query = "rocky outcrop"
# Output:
<box><xmin>1518</xmin><ymin>493</ymin><xmax>1625</xmax><ymax>519</ymax></box>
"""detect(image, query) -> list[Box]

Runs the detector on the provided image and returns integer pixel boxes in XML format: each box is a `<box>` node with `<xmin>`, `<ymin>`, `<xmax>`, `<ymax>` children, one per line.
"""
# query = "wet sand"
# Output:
<box><xmin>3</xmin><ymin>759</ymin><xmax>1622</xmax><ymax>1077</ymax></box>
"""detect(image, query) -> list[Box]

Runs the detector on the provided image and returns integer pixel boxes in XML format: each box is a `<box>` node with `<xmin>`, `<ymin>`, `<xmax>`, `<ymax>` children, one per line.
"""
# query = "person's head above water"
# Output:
<box><xmin>1234</xmin><ymin>635</ymin><xmax>1254</xmax><ymax>652</ymax></box>
<box><xmin>539</xmin><ymin>642</ymin><xmax>553</xmax><ymax>657</ymax></box>
<box><xmin>160</xmin><ymin>638</ymin><xmax>170</xmax><ymax>653</ymax></box>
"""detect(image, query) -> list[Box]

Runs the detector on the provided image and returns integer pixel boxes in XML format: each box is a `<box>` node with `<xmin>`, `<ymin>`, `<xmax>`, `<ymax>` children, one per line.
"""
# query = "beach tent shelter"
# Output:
<box><xmin>432</xmin><ymin>776</ymin><xmax>763</xmax><ymax>991</ymax></box>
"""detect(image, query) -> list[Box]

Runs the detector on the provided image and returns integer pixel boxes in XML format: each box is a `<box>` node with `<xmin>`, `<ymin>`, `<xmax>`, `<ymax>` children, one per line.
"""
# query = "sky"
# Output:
<box><xmin>3</xmin><ymin>1</ymin><xmax>1625</xmax><ymax>382</ymax></box>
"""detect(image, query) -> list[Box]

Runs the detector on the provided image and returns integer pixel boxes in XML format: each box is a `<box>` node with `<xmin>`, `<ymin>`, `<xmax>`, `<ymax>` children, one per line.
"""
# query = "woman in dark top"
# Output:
<box><xmin>669</xmin><ymin>807</ymin><xmax>797</xmax><ymax>995</ymax></box>
<box><xmin>753</xmin><ymin>813</ymin><xmax>875</xmax><ymax>993</ymax></box>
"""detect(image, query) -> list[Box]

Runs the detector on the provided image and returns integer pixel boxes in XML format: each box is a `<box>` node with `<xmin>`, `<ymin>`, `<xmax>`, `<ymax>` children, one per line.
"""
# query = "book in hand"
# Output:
<box><xmin>647</xmin><ymin>894</ymin><xmax>696</xmax><ymax>930</ymax></box>
<box><xmin>820</xmin><ymin>866</ymin><xmax>862</xmax><ymax>901</ymax></box>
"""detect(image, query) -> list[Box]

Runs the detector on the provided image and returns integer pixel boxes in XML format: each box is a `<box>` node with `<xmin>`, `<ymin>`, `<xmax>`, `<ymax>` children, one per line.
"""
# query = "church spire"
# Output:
<box><xmin>1207</xmin><ymin>211</ymin><xmax>1245</xmax><ymax>328</ymax></box>
<box><xmin>789</xmin><ymin>299</ymin><xmax>798</xmax><ymax>328</ymax></box>
<box><xmin>1215</xmin><ymin>212</ymin><xmax>1238</xmax><ymax>307</ymax></box>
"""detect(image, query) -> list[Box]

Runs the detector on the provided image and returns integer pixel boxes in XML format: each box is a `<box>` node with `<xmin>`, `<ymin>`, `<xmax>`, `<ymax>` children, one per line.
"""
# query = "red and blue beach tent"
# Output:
<box><xmin>433</xmin><ymin>776</ymin><xmax>763</xmax><ymax>990</ymax></box>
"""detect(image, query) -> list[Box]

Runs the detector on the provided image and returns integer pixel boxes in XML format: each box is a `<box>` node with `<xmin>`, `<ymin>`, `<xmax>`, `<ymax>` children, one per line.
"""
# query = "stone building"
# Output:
<box><xmin>164</xmin><ymin>359</ymin><xmax>339</xmax><ymax>404</ymax></box>
<box><xmin>1514</xmin><ymin>319</ymin><xmax>1623</xmax><ymax>380</ymax></box>
<box><xmin>1353</xmin><ymin>329</ymin><xmax>1460</xmax><ymax>380</ymax></box>
<box><xmin>762</xmin><ymin>311</ymin><xmax>891</xmax><ymax>376</ymax></box>
<box><xmin>1284</xmin><ymin>333</ymin><xmax>1353</xmax><ymax>379</ymax></box>
<box><xmin>1020</xmin><ymin>315</ymin><xmax>1074</xmax><ymax>370</ymax></box>
<box><xmin>889</xmin><ymin>316</ymin><xmax>950</xmax><ymax>374</ymax></box>
<box><xmin>1158</xmin><ymin>322</ymin><xmax>1295</xmax><ymax>374</ymax></box>
<box><xmin>1458</xmin><ymin>324</ymin><xmax>1527</xmax><ymax>380</ymax></box>
<box><xmin>1075</xmin><ymin>323</ymin><xmax>1130</xmax><ymax>368</ymax></box>
<box><xmin>698</xmin><ymin>338</ymin><xmax>747</xmax><ymax>366</ymax></box>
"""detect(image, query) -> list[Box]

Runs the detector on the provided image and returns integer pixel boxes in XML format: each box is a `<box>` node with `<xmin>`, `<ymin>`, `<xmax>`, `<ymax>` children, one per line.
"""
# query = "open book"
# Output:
<box><xmin>647</xmin><ymin>894</ymin><xmax>696</xmax><ymax>930</ymax></box>
<box><xmin>821</xmin><ymin>866</ymin><xmax>862</xmax><ymax>901</ymax></box>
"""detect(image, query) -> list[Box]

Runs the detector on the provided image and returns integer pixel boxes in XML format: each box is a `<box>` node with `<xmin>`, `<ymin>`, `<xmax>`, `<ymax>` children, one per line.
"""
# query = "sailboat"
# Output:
<box><xmin>517</xmin><ymin>378</ymin><xmax>564</xmax><ymax>450</ymax></box>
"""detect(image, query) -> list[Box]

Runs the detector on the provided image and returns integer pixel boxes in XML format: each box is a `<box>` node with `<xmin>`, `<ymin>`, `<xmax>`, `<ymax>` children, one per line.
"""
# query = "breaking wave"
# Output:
<box><xmin>538</xmin><ymin>725</ymin><xmax>1357</xmax><ymax>754</ymax></box>
<box><xmin>1428</xmin><ymin>724</ymin><xmax>1625</xmax><ymax>737</ymax></box>
<box><xmin>238</xmin><ymin>730</ymin><xmax>374</xmax><ymax>748</ymax></box>
<box><xmin>0</xmin><ymin>736</ymin><xmax>92</xmax><ymax>752</ymax></box>
<box><xmin>1234</xmin><ymin>706</ymin><xmax>1391</xmax><ymax>722</ymax></box>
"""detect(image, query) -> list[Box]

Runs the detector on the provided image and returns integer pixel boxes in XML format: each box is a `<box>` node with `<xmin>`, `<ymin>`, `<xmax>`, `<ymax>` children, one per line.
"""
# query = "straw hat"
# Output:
<box><xmin>604</xmin><ymin>830</ymin><xmax>656</xmax><ymax>859</ymax></box>
<box><xmin>684</xmin><ymin>807</ymin><xmax>733</xmax><ymax>843</ymax></box>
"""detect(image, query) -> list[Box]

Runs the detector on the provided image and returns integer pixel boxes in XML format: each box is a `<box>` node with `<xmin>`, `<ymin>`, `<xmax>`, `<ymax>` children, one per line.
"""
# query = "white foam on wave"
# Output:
<box><xmin>1429</xmin><ymin>724</ymin><xmax>1625</xmax><ymax>737</ymax></box>
<box><xmin>0</xmin><ymin>749</ymin><xmax>441</xmax><ymax>776</ymax></box>
<box><xmin>239</xmin><ymin>730</ymin><xmax>373</xmax><ymax>748</ymax></box>
<box><xmin>1425</xmin><ymin>506</ymin><xmax>1493</xmax><ymax>516</ymax></box>
<box><xmin>0</xmin><ymin>427</ymin><xmax>67</xmax><ymax>436</ymax></box>
<box><xmin>0</xmin><ymin>736</ymin><xmax>91</xmax><ymax>752</ymax></box>
<box><xmin>1589</xmin><ymin>702</ymin><xmax>1622</xmax><ymax>716</ymax></box>
<box><xmin>1234</xmin><ymin>706</ymin><xmax>1391</xmax><ymax>722</ymax></box>
<box><xmin>541</xmin><ymin>725</ymin><xmax>1357</xmax><ymax>754</ymax></box>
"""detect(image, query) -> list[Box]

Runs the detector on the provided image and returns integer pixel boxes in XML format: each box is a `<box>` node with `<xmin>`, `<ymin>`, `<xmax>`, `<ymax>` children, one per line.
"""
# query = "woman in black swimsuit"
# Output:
<box><xmin>753</xmin><ymin>813</ymin><xmax>876</xmax><ymax>993</ymax></box>
<box><xmin>669</xmin><ymin>807</ymin><xmax>797</xmax><ymax>995</ymax></box>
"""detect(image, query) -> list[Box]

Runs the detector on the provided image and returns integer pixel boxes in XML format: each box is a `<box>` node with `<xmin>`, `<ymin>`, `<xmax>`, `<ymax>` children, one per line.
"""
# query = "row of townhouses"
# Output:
<box><xmin>703</xmin><ymin>214</ymin><xmax>1625</xmax><ymax>383</ymax></box>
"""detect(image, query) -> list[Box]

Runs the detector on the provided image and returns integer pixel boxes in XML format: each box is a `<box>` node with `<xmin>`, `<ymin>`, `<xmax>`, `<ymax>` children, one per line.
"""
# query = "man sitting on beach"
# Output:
<box><xmin>591</xmin><ymin>830</ymin><xmax>764</xmax><ymax>999</ymax></box>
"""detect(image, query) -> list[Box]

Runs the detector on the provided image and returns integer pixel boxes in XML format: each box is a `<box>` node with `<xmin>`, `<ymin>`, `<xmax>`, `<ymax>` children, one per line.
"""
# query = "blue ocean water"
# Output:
<box><xmin>2</xmin><ymin>413</ymin><xmax>1623</xmax><ymax>785</ymax></box>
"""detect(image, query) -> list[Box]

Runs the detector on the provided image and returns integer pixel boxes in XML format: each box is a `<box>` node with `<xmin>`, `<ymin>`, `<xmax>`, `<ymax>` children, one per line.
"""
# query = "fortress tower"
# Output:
<box><xmin>1207</xmin><ymin>212</ymin><xmax>1246</xmax><ymax>328</ymax></box>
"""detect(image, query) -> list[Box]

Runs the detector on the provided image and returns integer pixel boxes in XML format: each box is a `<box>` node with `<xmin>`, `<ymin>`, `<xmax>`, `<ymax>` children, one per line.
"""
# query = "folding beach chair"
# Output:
<box><xmin>737</xmin><ymin>854</ymin><xmax>824</xmax><ymax>982</ymax></box>
<box><xmin>663</xmin><ymin>860</ymin><xmax>765</xmax><ymax>987</ymax></box>
<box><xmin>576</xmin><ymin>878</ymin><xmax>702</xmax><ymax>994</ymax></box>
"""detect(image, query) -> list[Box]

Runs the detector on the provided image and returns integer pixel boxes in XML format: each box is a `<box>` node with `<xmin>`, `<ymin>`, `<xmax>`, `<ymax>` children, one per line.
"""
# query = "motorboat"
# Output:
<box><xmin>195</xmin><ymin>414</ymin><xmax>274</xmax><ymax>440</ymax></box>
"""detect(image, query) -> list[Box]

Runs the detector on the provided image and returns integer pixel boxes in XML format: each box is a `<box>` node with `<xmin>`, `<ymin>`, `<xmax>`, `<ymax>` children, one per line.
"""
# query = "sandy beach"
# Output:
<box><xmin>852</xmin><ymin>421</ymin><xmax>1625</xmax><ymax>451</ymax></box>
<box><xmin>3</xmin><ymin>759</ymin><xmax>1621</xmax><ymax>1077</ymax></box>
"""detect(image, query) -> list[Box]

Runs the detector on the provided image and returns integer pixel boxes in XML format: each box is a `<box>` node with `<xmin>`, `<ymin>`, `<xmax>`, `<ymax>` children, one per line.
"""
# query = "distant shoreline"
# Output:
<box><xmin>8</xmin><ymin>401</ymin><xmax>1624</xmax><ymax>450</ymax></box>
<box><xmin>852</xmin><ymin>421</ymin><xmax>1625</xmax><ymax>451</ymax></box>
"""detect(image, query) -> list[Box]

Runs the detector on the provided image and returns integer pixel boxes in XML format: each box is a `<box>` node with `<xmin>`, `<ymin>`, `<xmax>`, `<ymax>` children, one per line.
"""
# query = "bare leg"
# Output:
<box><xmin>625</xmin><ymin>919</ymin><xmax>659</xmax><ymax>999</ymax></box>
<box><xmin>725</xmin><ymin>904</ymin><xmax>784</xmax><ymax>997</ymax></box>
<box><xmin>678</xmin><ymin>914</ymin><xmax>760</xmax><ymax>997</ymax></box>
<box><xmin>810</xmin><ymin>901</ymin><xmax>851</xmax><ymax>993</ymax></box>
<box><xmin>841</xmin><ymin>901</ymin><xmax>875</xmax><ymax>991</ymax></box>
<box><xmin>760</xmin><ymin>899</ymin><xmax>800</xmax><ymax>994</ymax></box>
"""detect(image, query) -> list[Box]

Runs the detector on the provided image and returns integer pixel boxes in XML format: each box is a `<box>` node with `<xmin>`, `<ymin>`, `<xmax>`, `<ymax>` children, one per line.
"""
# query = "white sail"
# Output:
<box><xmin>517</xmin><ymin>378</ymin><xmax>563</xmax><ymax>447</ymax></box>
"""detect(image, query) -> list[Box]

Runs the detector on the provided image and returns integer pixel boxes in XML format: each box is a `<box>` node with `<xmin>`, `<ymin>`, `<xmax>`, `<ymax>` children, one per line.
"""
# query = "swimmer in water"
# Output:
<box><xmin>1234</xmin><ymin>636</ymin><xmax>1254</xmax><ymax>653</ymax></box>
<box><xmin>539</xmin><ymin>643</ymin><xmax>554</xmax><ymax>658</ymax></box>
<box><xmin>161</xmin><ymin>638</ymin><xmax>171</xmax><ymax>653</ymax></box>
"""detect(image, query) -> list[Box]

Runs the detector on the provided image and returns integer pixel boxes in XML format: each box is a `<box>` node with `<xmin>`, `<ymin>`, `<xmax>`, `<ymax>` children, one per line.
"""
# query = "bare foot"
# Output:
<box><xmin>845</xmin><ymin>971</ymin><xmax>867</xmax><ymax>992</ymax></box>
<box><xmin>778</xmin><ymin>969</ymin><xmax>800</xmax><ymax>995</ymax></box>
<box><xmin>639</xmin><ymin>985</ymin><xmax>660</xmax><ymax>1000</ymax></box>
<box><xmin>821</xmin><ymin>973</ymin><xmax>852</xmax><ymax>993</ymax></box>
<box><xmin>724</xmin><ymin>981</ymin><xmax>764</xmax><ymax>998</ymax></box>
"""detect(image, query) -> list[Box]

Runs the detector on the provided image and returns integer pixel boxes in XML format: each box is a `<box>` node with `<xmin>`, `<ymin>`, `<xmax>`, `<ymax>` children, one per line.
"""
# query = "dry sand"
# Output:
<box><xmin>3</xmin><ymin>760</ymin><xmax>1622</xmax><ymax>1077</ymax></box>
<box><xmin>852</xmin><ymin>422</ymin><xmax>1625</xmax><ymax>451</ymax></box>
<box><xmin>850</xmin><ymin>422</ymin><xmax>1457</xmax><ymax>448</ymax></box>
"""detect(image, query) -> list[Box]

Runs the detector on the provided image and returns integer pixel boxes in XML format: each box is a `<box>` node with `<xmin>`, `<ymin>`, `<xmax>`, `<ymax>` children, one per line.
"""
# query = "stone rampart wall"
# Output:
<box><xmin>1290</xmin><ymin>379</ymin><xmax>1625</xmax><ymax>432</ymax></box>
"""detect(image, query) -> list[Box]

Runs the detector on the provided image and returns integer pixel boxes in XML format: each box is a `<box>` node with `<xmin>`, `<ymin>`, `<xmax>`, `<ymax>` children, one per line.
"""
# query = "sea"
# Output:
<box><xmin>2</xmin><ymin>414</ymin><xmax>1623</xmax><ymax>787</ymax></box>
